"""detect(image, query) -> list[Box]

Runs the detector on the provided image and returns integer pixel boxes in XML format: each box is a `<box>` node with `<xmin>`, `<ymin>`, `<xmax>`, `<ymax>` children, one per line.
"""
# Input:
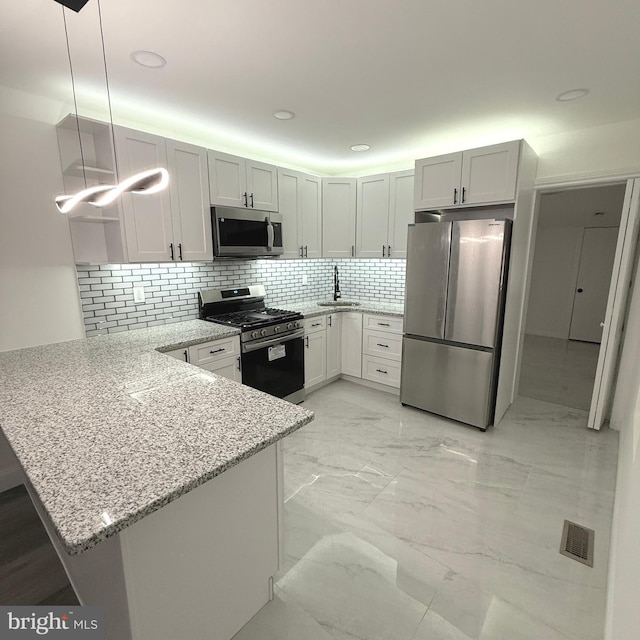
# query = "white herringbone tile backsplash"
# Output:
<box><xmin>78</xmin><ymin>258</ymin><xmax>406</xmax><ymax>336</ymax></box>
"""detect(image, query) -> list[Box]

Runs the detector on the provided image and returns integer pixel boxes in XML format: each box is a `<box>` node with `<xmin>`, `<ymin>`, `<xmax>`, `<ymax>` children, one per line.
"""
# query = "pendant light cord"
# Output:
<box><xmin>62</xmin><ymin>6</ymin><xmax>87</xmax><ymax>189</ymax></box>
<box><xmin>97</xmin><ymin>0</ymin><xmax>119</xmax><ymax>183</ymax></box>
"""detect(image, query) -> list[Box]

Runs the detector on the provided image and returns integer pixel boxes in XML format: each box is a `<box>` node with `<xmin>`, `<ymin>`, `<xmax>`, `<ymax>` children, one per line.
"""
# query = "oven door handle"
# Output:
<box><xmin>241</xmin><ymin>329</ymin><xmax>305</xmax><ymax>353</ymax></box>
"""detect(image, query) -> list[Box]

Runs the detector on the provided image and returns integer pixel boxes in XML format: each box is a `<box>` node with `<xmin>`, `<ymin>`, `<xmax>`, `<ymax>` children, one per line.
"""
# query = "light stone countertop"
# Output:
<box><xmin>282</xmin><ymin>299</ymin><xmax>404</xmax><ymax>319</ymax></box>
<box><xmin>0</xmin><ymin>320</ymin><xmax>313</xmax><ymax>555</ymax></box>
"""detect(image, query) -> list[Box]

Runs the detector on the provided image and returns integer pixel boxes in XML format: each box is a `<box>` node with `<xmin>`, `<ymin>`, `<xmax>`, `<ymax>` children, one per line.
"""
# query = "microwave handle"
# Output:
<box><xmin>266</xmin><ymin>217</ymin><xmax>274</xmax><ymax>251</ymax></box>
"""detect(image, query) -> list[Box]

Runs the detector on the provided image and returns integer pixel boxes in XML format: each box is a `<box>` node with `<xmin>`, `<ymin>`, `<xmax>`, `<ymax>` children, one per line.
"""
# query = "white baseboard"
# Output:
<box><xmin>339</xmin><ymin>374</ymin><xmax>400</xmax><ymax>396</ymax></box>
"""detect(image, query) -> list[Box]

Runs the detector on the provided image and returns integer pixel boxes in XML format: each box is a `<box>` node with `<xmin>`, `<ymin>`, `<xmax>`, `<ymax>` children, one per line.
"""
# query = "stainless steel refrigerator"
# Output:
<box><xmin>400</xmin><ymin>218</ymin><xmax>511</xmax><ymax>430</ymax></box>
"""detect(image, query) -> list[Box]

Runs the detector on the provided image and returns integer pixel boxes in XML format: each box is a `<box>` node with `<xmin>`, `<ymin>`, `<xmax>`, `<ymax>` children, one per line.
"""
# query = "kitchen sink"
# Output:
<box><xmin>317</xmin><ymin>301</ymin><xmax>361</xmax><ymax>307</ymax></box>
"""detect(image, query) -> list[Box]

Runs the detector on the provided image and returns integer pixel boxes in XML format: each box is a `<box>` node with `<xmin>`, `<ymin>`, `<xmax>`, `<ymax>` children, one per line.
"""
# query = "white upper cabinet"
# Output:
<box><xmin>246</xmin><ymin>160</ymin><xmax>279</xmax><ymax>212</ymax></box>
<box><xmin>166</xmin><ymin>139</ymin><xmax>213</xmax><ymax>262</ymax></box>
<box><xmin>355</xmin><ymin>170</ymin><xmax>414</xmax><ymax>258</ymax></box>
<box><xmin>301</xmin><ymin>173</ymin><xmax>322</xmax><ymax>258</ymax></box>
<box><xmin>115</xmin><ymin>127</ymin><xmax>174</xmax><ymax>263</ymax></box>
<box><xmin>278</xmin><ymin>168</ymin><xmax>301</xmax><ymax>259</ymax></box>
<box><xmin>461</xmin><ymin>142</ymin><xmax>520</xmax><ymax>205</ymax></box>
<box><xmin>414</xmin><ymin>140</ymin><xmax>521</xmax><ymax>210</ymax></box>
<box><xmin>414</xmin><ymin>152</ymin><xmax>462</xmax><ymax>210</ymax></box>
<box><xmin>388</xmin><ymin>170</ymin><xmax>414</xmax><ymax>259</ymax></box>
<box><xmin>208</xmin><ymin>150</ymin><xmax>278</xmax><ymax>212</ymax></box>
<box><xmin>208</xmin><ymin>151</ymin><xmax>246</xmax><ymax>208</ymax></box>
<box><xmin>323</xmin><ymin>178</ymin><xmax>357</xmax><ymax>258</ymax></box>
<box><xmin>278</xmin><ymin>168</ymin><xmax>322</xmax><ymax>258</ymax></box>
<box><xmin>356</xmin><ymin>174</ymin><xmax>390</xmax><ymax>258</ymax></box>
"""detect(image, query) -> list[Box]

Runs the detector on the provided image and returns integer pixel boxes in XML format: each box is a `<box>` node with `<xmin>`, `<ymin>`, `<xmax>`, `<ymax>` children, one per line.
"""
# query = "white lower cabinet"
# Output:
<box><xmin>361</xmin><ymin>314</ymin><xmax>403</xmax><ymax>389</ymax></box>
<box><xmin>304</xmin><ymin>316</ymin><xmax>327</xmax><ymax>389</ymax></box>
<box><xmin>361</xmin><ymin>354</ymin><xmax>402</xmax><ymax>388</ymax></box>
<box><xmin>341</xmin><ymin>312</ymin><xmax>363</xmax><ymax>378</ymax></box>
<box><xmin>326</xmin><ymin>313</ymin><xmax>341</xmax><ymax>379</ymax></box>
<box><xmin>164</xmin><ymin>336</ymin><xmax>242</xmax><ymax>383</ymax></box>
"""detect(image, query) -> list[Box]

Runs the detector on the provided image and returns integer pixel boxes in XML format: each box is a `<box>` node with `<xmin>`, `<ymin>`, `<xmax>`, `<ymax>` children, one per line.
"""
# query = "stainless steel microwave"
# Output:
<box><xmin>211</xmin><ymin>206</ymin><xmax>284</xmax><ymax>258</ymax></box>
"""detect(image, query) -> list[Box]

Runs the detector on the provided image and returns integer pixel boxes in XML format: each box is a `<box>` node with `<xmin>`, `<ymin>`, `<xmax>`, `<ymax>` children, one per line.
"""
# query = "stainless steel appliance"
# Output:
<box><xmin>400</xmin><ymin>218</ymin><xmax>512</xmax><ymax>430</ymax></box>
<box><xmin>199</xmin><ymin>285</ymin><xmax>304</xmax><ymax>403</ymax></box>
<box><xmin>211</xmin><ymin>207</ymin><xmax>284</xmax><ymax>258</ymax></box>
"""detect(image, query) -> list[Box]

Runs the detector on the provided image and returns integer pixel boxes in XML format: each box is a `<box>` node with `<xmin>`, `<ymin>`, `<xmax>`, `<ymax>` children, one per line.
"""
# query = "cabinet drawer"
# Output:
<box><xmin>188</xmin><ymin>336</ymin><xmax>240</xmax><ymax>366</ymax></box>
<box><xmin>303</xmin><ymin>316</ymin><xmax>327</xmax><ymax>333</ymax></box>
<box><xmin>362</xmin><ymin>354</ymin><xmax>401</xmax><ymax>388</ymax></box>
<box><xmin>362</xmin><ymin>329</ymin><xmax>402</xmax><ymax>361</ymax></box>
<box><xmin>363</xmin><ymin>314</ymin><xmax>403</xmax><ymax>334</ymax></box>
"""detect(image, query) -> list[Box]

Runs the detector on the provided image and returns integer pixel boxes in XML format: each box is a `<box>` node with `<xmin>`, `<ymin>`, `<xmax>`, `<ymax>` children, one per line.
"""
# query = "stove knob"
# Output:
<box><xmin>294</xmin><ymin>321</ymin><xmax>300</xmax><ymax>329</ymax></box>
<box><xmin>286</xmin><ymin>322</ymin><xmax>293</xmax><ymax>330</ymax></box>
<box><xmin>251</xmin><ymin>331</ymin><xmax>259</xmax><ymax>339</ymax></box>
<box><xmin>260</xmin><ymin>329</ymin><xmax>267</xmax><ymax>337</ymax></box>
<box><xmin>274</xmin><ymin>326</ymin><xmax>281</xmax><ymax>333</ymax></box>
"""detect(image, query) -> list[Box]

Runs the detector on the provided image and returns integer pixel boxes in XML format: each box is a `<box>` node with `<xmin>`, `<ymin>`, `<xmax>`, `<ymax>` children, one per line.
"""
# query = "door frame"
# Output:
<box><xmin>498</xmin><ymin>175</ymin><xmax>639</xmax><ymax>429</ymax></box>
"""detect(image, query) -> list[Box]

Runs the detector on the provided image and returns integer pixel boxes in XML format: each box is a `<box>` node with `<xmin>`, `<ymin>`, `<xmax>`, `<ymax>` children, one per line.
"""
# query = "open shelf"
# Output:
<box><xmin>63</xmin><ymin>162</ymin><xmax>115</xmax><ymax>180</ymax></box>
<box><xmin>67</xmin><ymin>214</ymin><xmax>120</xmax><ymax>223</ymax></box>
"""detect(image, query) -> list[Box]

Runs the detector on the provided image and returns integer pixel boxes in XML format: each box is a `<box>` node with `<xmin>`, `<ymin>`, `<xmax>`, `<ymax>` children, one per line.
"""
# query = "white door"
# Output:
<box><xmin>326</xmin><ymin>313</ymin><xmax>342</xmax><ymax>378</ymax></box>
<box><xmin>115</xmin><ymin>127</ymin><xmax>173</xmax><ymax>262</ymax></box>
<box><xmin>589</xmin><ymin>179</ymin><xmax>640</xmax><ymax>429</ymax></box>
<box><xmin>208</xmin><ymin>150</ymin><xmax>247</xmax><ymax>208</ymax></box>
<box><xmin>323</xmin><ymin>178</ymin><xmax>357</xmax><ymax>258</ymax></box>
<box><xmin>301</xmin><ymin>174</ymin><xmax>322</xmax><ymax>258</ymax></box>
<box><xmin>388</xmin><ymin>170</ymin><xmax>414</xmax><ymax>259</ymax></box>
<box><xmin>414</xmin><ymin>152</ymin><xmax>462</xmax><ymax>209</ymax></box>
<box><xmin>569</xmin><ymin>227</ymin><xmax>620</xmax><ymax>343</ymax></box>
<box><xmin>278</xmin><ymin>168</ymin><xmax>302</xmax><ymax>259</ymax></box>
<box><xmin>246</xmin><ymin>160</ymin><xmax>278</xmax><ymax>212</ymax></box>
<box><xmin>305</xmin><ymin>331</ymin><xmax>326</xmax><ymax>388</ymax></box>
<box><xmin>166</xmin><ymin>139</ymin><xmax>213</xmax><ymax>262</ymax></box>
<box><xmin>341</xmin><ymin>312</ymin><xmax>363</xmax><ymax>377</ymax></box>
<box><xmin>356</xmin><ymin>174</ymin><xmax>391</xmax><ymax>258</ymax></box>
<box><xmin>461</xmin><ymin>141</ymin><xmax>520</xmax><ymax>205</ymax></box>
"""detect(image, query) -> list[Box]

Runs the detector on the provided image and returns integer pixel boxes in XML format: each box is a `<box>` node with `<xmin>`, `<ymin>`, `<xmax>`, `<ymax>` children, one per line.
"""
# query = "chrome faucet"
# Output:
<box><xmin>333</xmin><ymin>265</ymin><xmax>342</xmax><ymax>301</ymax></box>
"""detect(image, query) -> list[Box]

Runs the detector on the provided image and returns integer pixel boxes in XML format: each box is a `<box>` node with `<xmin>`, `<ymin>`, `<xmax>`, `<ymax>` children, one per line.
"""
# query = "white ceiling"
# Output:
<box><xmin>2</xmin><ymin>0</ymin><xmax>640</xmax><ymax>175</ymax></box>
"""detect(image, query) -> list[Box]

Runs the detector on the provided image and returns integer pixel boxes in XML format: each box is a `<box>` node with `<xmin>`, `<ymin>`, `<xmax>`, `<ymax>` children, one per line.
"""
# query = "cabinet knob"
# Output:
<box><xmin>577</xmin><ymin>288</ymin><xmax>584</xmax><ymax>293</ymax></box>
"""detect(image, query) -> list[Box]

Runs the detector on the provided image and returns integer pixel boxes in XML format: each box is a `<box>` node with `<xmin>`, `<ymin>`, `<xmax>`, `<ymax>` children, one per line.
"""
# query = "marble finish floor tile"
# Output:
<box><xmin>233</xmin><ymin>380</ymin><xmax>618</xmax><ymax>640</ymax></box>
<box><xmin>519</xmin><ymin>334</ymin><xmax>600</xmax><ymax>411</ymax></box>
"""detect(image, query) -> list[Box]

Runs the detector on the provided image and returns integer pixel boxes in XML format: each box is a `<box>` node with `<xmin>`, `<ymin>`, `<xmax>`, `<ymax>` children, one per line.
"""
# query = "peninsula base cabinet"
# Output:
<box><xmin>164</xmin><ymin>336</ymin><xmax>242</xmax><ymax>383</ymax></box>
<box><xmin>28</xmin><ymin>444</ymin><xmax>282</xmax><ymax>640</ymax></box>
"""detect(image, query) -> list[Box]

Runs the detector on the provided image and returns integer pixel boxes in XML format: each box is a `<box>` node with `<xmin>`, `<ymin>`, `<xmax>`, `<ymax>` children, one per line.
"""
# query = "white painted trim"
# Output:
<box><xmin>535</xmin><ymin>168</ymin><xmax>640</xmax><ymax>189</ymax></box>
<box><xmin>589</xmin><ymin>179</ymin><xmax>640</xmax><ymax>429</ymax></box>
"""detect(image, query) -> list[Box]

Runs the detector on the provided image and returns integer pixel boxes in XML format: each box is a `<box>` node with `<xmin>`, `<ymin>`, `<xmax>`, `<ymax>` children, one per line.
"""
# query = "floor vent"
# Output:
<box><xmin>560</xmin><ymin>520</ymin><xmax>594</xmax><ymax>567</ymax></box>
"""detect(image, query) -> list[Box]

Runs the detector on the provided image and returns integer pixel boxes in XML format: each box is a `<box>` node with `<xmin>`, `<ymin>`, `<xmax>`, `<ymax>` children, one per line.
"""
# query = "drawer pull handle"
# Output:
<box><xmin>312</xmin><ymin>322</ymin><xmax>321</xmax><ymax>327</ymax></box>
<box><xmin>236</xmin><ymin>357</ymin><xmax>241</xmax><ymax>371</ymax></box>
<box><xmin>377</xmin><ymin>322</ymin><xmax>390</xmax><ymax>327</ymax></box>
<box><xmin>210</xmin><ymin>348</ymin><xmax>226</xmax><ymax>354</ymax></box>
<box><xmin>376</xmin><ymin>369</ymin><xmax>388</xmax><ymax>374</ymax></box>
<box><xmin>376</xmin><ymin>343</ymin><xmax>389</xmax><ymax>348</ymax></box>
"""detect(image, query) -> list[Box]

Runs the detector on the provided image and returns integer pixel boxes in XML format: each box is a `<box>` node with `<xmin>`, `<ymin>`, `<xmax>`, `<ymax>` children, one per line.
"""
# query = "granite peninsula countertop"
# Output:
<box><xmin>283</xmin><ymin>299</ymin><xmax>404</xmax><ymax>319</ymax></box>
<box><xmin>0</xmin><ymin>320</ymin><xmax>313</xmax><ymax>555</ymax></box>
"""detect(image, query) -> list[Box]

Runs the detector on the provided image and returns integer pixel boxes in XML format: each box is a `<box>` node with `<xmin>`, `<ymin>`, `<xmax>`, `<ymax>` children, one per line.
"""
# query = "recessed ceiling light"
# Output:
<box><xmin>273</xmin><ymin>110</ymin><xmax>295</xmax><ymax>120</ymax></box>
<box><xmin>130</xmin><ymin>50</ymin><xmax>167</xmax><ymax>69</ymax></box>
<box><xmin>556</xmin><ymin>88</ymin><xmax>590</xmax><ymax>102</ymax></box>
<box><xmin>350</xmin><ymin>144</ymin><xmax>370</xmax><ymax>152</ymax></box>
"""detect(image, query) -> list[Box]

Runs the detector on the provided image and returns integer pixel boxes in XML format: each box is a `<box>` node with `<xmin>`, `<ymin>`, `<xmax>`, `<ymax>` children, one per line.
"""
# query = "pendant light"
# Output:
<box><xmin>54</xmin><ymin>0</ymin><xmax>169</xmax><ymax>214</ymax></box>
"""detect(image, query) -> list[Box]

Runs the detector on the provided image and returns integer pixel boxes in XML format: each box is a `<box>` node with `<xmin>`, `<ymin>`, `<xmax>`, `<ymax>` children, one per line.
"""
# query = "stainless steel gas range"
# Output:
<box><xmin>199</xmin><ymin>285</ymin><xmax>305</xmax><ymax>404</ymax></box>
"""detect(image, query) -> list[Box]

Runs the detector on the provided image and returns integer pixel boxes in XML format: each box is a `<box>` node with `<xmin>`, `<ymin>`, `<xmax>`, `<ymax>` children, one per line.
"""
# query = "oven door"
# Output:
<box><xmin>241</xmin><ymin>331</ymin><xmax>305</xmax><ymax>402</ymax></box>
<box><xmin>212</xmin><ymin>206</ymin><xmax>283</xmax><ymax>257</ymax></box>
